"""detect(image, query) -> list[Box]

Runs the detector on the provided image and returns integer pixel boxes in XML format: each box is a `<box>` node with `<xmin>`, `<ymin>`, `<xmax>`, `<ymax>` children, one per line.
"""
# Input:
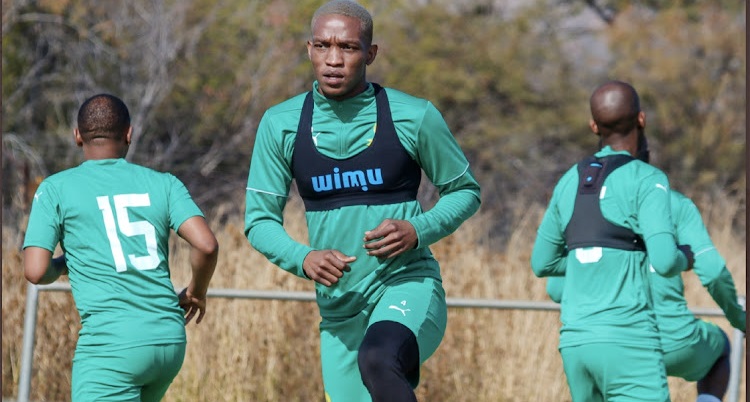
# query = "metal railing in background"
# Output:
<box><xmin>17</xmin><ymin>283</ymin><xmax>746</xmax><ymax>402</ymax></box>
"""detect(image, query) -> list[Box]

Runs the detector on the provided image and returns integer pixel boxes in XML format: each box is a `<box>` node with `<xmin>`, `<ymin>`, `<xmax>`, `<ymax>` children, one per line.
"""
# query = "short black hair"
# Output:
<box><xmin>77</xmin><ymin>94</ymin><xmax>130</xmax><ymax>142</ymax></box>
<box><xmin>311</xmin><ymin>0</ymin><xmax>374</xmax><ymax>46</ymax></box>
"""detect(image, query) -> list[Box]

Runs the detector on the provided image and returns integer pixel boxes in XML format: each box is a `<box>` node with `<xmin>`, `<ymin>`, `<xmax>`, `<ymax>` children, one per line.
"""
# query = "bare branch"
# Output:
<box><xmin>583</xmin><ymin>0</ymin><xmax>616</xmax><ymax>24</ymax></box>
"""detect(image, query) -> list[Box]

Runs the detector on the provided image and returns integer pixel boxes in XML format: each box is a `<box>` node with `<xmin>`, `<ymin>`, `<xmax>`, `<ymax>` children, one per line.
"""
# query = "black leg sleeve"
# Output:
<box><xmin>358</xmin><ymin>320</ymin><xmax>420</xmax><ymax>402</ymax></box>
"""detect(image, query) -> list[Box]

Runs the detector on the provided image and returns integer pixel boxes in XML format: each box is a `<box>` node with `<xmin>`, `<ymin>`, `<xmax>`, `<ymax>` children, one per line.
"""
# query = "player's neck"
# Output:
<box><xmin>82</xmin><ymin>143</ymin><xmax>128</xmax><ymax>160</ymax></box>
<box><xmin>602</xmin><ymin>133</ymin><xmax>637</xmax><ymax>157</ymax></box>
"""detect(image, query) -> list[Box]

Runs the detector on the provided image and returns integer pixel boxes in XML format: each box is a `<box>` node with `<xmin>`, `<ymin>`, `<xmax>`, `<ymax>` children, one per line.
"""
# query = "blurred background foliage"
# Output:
<box><xmin>2</xmin><ymin>0</ymin><xmax>746</xmax><ymax>244</ymax></box>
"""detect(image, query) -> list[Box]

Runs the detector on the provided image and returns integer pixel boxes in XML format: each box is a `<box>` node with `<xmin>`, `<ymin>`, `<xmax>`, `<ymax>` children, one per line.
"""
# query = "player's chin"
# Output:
<box><xmin>319</xmin><ymin>86</ymin><xmax>346</xmax><ymax>99</ymax></box>
<box><xmin>318</xmin><ymin>81</ymin><xmax>357</xmax><ymax>100</ymax></box>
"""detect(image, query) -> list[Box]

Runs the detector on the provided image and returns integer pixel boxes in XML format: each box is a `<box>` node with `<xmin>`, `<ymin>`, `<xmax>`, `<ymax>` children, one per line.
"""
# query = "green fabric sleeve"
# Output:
<box><xmin>706</xmin><ymin>269</ymin><xmax>746</xmax><ymax>332</ymax></box>
<box><xmin>638</xmin><ymin>173</ymin><xmax>686</xmax><ymax>277</ymax></box>
<box><xmin>408</xmin><ymin>175</ymin><xmax>480</xmax><ymax>248</ymax></box>
<box><xmin>673</xmin><ymin>192</ymin><xmax>746</xmax><ymax>332</ymax></box>
<box><xmin>168</xmin><ymin>174</ymin><xmax>204</xmax><ymax>232</ymax></box>
<box><xmin>22</xmin><ymin>180</ymin><xmax>62</xmax><ymax>252</ymax></box>
<box><xmin>405</xmin><ymin>100</ymin><xmax>481</xmax><ymax>248</ymax></box>
<box><xmin>245</xmin><ymin>110</ymin><xmax>312</xmax><ymax>280</ymax></box>
<box><xmin>530</xmin><ymin>234</ymin><xmax>568</xmax><ymax>278</ymax></box>
<box><xmin>645</xmin><ymin>232</ymin><xmax>687</xmax><ymax>277</ymax></box>
<box><xmin>546</xmin><ymin>276</ymin><xmax>565</xmax><ymax>303</ymax></box>
<box><xmin>530</xmin><ymin>179</ymin><xmax>569</xmax><ymax>278</ymax></box>
<box><xmin>247</xmin><ymin>219</ymin><xmax>313</xmax><ymax>279</ymax></box>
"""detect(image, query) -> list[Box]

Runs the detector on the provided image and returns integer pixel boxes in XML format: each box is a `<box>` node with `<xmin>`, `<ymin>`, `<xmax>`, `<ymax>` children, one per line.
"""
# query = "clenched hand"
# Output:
<box><xmin>363</xmin><ymin>219</ymin><xmax>418</xmax><ymax>259</ymax></box>
<box><xmin>178</xmin><ymin>287</ymin><xmax>207</xmax><ymax>325</ymax></box>
<box><xmin>303</xmin><ymin>249</ymin><xmax>356</xmax><ymax>287</ymax></box>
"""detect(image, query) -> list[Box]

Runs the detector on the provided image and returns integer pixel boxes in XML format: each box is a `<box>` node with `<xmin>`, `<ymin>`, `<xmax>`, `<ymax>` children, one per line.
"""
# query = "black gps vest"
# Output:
<box><xmin>563</xmin><ymin>154</ymin><xmax>646</xmax><ymax>251</ymax></box>
<box><xmin>291</xmin><ymin>83</ymin><xmax>422</xmax><ymax>212</ymax></box>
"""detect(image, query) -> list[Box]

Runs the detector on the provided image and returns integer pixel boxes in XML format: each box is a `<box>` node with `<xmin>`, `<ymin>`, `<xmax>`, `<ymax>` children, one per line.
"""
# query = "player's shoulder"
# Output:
<box><xmin>40</xmin><ymin>163</ymin><xmax>91</xmax><ymax>188</ymax></box>
<box><xmin>43</xmin><ymin>166</ymin><xmax>75</xmax><ymax>183</ymax></box>
<box><xmin>120</xmin><ymin>161</ymin><xmax>180</xmax><ymax>185</ymax></box>
<box><xmin>669</xmin><ymin>189</ymin><xmax>690</xmax><ymax>204</ymax></box>
<box><xmin>596</xmin><ymin>157</ymin><xmax>667</xmax><ymax>187</ymax></box>
<box><xmin>125</xmin><ymin>160</ymin><xmax>166</xmax><ymax>174</ymax></box>
<box><xmin>381</xmin><ymin>86</ymin><xmax>431</xmax><ymax>109</ymax></box>
<box><xmin>669</xmin><ymin>189</ymin><xmax>700</xmax><ymax>217</ymax></box>
<box><xmin>550</xmin><ymin>163</ymin><xmax>579</xmax><ymax>196</ymax></box>
<box><xmin>611</xmin><ymin>160</ymin><xmax>670</xmax><ymax>197</ymax></box>
<box><xmin>380</xmin><ymin>85</ymin><xmax>437</xmax><ymax>126</ymax></box>
<box><xmin>619</xmin><ymin>157</ymin><xmax>664</xmax><ymax>177</ymax></box>
<box><xmin>560</xmin><ymin>162</ymin><xmax>579</xmax><ymax>180</ymax></box>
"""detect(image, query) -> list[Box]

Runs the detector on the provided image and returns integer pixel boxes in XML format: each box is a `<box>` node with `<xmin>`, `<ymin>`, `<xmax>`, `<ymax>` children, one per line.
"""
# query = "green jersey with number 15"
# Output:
<box><xmin>23</xmin><ymin>158</ymin><xmax>203</xmax><ymax>352</ymax></box>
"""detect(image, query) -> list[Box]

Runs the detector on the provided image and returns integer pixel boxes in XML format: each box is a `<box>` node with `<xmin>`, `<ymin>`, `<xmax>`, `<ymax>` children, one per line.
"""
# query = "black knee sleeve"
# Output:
<box><xmin>358</xmin><ymin>321</ymin><xmax>420</xmax><ymax>402</ymax></box>
<box><xmin>720</xmin><ymin>329</ymin><xmax>731</xmax><ymax>357</ymax></box>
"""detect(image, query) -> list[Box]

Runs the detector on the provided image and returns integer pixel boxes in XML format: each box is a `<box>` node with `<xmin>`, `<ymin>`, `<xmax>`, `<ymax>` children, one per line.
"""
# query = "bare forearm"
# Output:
<box><xmin>188</xmin><ymin>246</ymin><xmax>218</xmax><ymax>298</ymax></box>
<box><xmin>175</xmin><ymin>216</ymin><xmax>219</xmax><ymax>297</ymax></box>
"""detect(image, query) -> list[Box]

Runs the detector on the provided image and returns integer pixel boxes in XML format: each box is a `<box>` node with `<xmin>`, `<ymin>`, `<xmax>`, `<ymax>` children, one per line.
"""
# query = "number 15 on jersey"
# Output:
<box><xmin>97</xmin><ymin>194</ymin><xmax>160</xmax><ymax>272</ymax></box>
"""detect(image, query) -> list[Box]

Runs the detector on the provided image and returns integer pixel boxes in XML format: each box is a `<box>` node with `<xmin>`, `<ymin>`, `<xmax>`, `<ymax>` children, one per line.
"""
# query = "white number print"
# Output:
<box><xmin>575</xmin><ymin>247</ymin><xmax>603</xmax><ymax>264</ymax></box>
<box><xmin>97</xmin><ymin>194</ymin><xmax>160</xmax><ymax>272</ymax></box>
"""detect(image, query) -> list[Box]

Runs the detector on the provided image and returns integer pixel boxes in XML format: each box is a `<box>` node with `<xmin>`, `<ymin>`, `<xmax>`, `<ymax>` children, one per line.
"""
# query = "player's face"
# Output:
<box><xmin>307</xmin><ymin>14</ymin><xmax>377</xmax><ymax>101</ymax></box>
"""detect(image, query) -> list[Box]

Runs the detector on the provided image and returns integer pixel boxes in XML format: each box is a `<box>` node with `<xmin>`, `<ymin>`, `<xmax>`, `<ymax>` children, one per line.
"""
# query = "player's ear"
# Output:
<box><xmin>637</xmin><ymin>111</ymin><xmax>646</xmax><ymax>129</ymax></box>
<box><xmin>126</xmin><ymin>126</ymin><xmax>133</xmax><ymax>145</ymax></box>
<box><xmin>589</xmin><ymin>119</ymin><xmax>599</xmax><ymax>135</ymax></box>
<box><xmin>74</xmin><ymin>128</ymin><xmax>83</xmax><ymax>147</ymax></box>
<box><xmin>307</xmin><ymin>40</ymin><xmax>313</xmax><ymax>61</ymax></box>
<box><xmin>366</xmin><ymin>44</ymin><xmax>378</xmax><ymax>65</ymax></box>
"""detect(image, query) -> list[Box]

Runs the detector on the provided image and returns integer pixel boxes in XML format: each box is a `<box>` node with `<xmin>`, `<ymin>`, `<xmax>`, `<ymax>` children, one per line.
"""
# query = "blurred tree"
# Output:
<box><xmin>2</xmin><ymin>0</ymin><xmax>744</xmax><ymax>240</ymax></box>
<box><xmin>3</xmin><ymin>0</ymin><xmax>209</xmax><ymax>211</ymax></box>
<box><xmin>153</xmin><ymin>0</ymin><xmax>321</xmax><ymax>206</ymax></box>
<box><xmin>370</xmin><ymin>0</ymin><xmax>594</xmax><ymax>241</ymax></box>
<box><xmin>601</xmin><ymin>2</ymin><xmax>745</xmax><ymax>196</ymax></box>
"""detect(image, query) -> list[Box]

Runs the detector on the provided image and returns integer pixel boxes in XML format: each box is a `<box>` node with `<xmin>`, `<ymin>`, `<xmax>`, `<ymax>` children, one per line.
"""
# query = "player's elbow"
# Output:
<box><xmin>530</xmin><ymin>257</ymin><xmax>551</xmax><ymax>278</ymax></box>
<box><xmin>546</xmin><ymin>283</ymin><xmax>563</xmax><ymax>303</ymax></box>
<box><xmin>24</xmin><ymin>269</ymin><xmax>44</xmax><ymax>285</ymax></box>
<box><xmin>530</xmin><ymin>251</ymin><xmax>561</xmax><ymax>278</ymax></box>
<box><xmin>24</xmin><ymin>264</ymin><xmax>51</xmax><ymax>285</ymax></box>
<box><xmin>23</xmin><ymin>249</ymin><xmax>53</xmax><ymax>284</ymax></box>
<box><xmin>649</xmin><ymin>253</ymin><xmax>682</xmax><ymax>277</ymax></box>
<box><xmin>195</xmin><ymin>236</ymin><xmax>219</xmax><ymax>259</ymax></box>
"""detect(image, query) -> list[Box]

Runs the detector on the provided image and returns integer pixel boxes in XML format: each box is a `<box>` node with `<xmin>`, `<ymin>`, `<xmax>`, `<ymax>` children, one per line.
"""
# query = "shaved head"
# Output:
<box><xmin>589</xmin><ymin>81</ymin><xmax>641</xmax><ymax>137</ymax></box>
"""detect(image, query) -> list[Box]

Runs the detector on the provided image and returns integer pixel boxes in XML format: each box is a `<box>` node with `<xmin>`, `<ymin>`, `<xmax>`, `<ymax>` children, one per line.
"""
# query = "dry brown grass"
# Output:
<box><xmin>2</xmin><ymin>196</ymin><xmax>745</xmax><ymax>402</ymax></box>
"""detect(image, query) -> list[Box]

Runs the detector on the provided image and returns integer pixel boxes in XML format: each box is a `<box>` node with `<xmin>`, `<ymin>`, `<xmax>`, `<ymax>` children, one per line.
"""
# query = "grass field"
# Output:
<box><xmin>2</xmin><ymin>195</ymin><xmax>746</xmax><ymax>401</ymax></box>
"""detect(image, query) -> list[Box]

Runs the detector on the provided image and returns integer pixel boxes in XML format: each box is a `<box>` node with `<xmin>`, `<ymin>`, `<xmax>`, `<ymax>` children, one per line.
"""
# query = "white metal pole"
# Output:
<box><xmin>726</xmin><ymin>295</ymin><xmax>746</xmax><ymax>402</ymax></box>
<box><xmin>18</xmin><ymin>283</ymin><xmax>40</xmax><ymax>402</ymax></box>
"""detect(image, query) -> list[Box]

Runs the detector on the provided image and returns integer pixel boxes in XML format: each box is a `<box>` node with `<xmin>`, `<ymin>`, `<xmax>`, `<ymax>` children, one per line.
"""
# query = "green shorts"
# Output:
<box><xmin>663</xmin><ymin>320</ymin><xmax>728</xmax><ymax>381</ymax></box>
<box><xmin>72</xmin><ymin>342</ymin><xmax>186</xmax><ymax>402</ymax></box>
<box><xmin>560</xmin><ymin>343</ymin><xmax>670</xmax><ymax>402</ymax></box>
<box><xmin>320</xmin><ymin>276</ymin><xmax>447</xmax><ymax>402</ymax></box>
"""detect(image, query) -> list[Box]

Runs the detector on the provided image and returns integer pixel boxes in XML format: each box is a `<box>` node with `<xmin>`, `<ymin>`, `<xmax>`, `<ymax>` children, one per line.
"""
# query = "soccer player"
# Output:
<box><xmin>547</xmin><ymin>189</ymin><xmax>745</xmax><ymax>402</ymax></box>
<box><xmin>648</xmin><ymin>190</ymin><xmax>744</xmax><ymax>401</ymax></box>
<box><xmin>23</xmin><ymin>94</ymin><xmax>219</xmax><ymax>402</ymax></box>
<box><xmin>243</xmin><ymin>1</ymin><xmax>481</xmax><ymax>401</ymax></box>
<box><xmin>530</xmin><ymin>80</ymin><xmax>692</xmax><ymax>401</ymax></box>
<box><xmin>545</xmin><ymin>97</ymin><xmax>746</xmax><ymax>402</ymax></box>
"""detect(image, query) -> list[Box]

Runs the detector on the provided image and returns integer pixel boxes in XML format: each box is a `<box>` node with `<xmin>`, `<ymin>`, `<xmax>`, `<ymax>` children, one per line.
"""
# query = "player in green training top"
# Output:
<box><xmin>244</xmin><ymin>1</ymin><xmax>480</xmax><ymax>401</ymax></box>
<box><xmin>547</xmin><ymin>188</ymin><xmax>745</xmax><ymax>402</ymax></box>
<box><xmin>649</xmin><ymin>189</ymin><xmax>744</xmax><ymax>402</ymax></box>
<box><xmin>23</xmin><ymin>94</ymin><xmax>219</xmax><ymax>402</ymax></box>
<box><xmin>530</xmin><ymin>80</ymin><xmax>692</xmax><ymax>402</ymax></box>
